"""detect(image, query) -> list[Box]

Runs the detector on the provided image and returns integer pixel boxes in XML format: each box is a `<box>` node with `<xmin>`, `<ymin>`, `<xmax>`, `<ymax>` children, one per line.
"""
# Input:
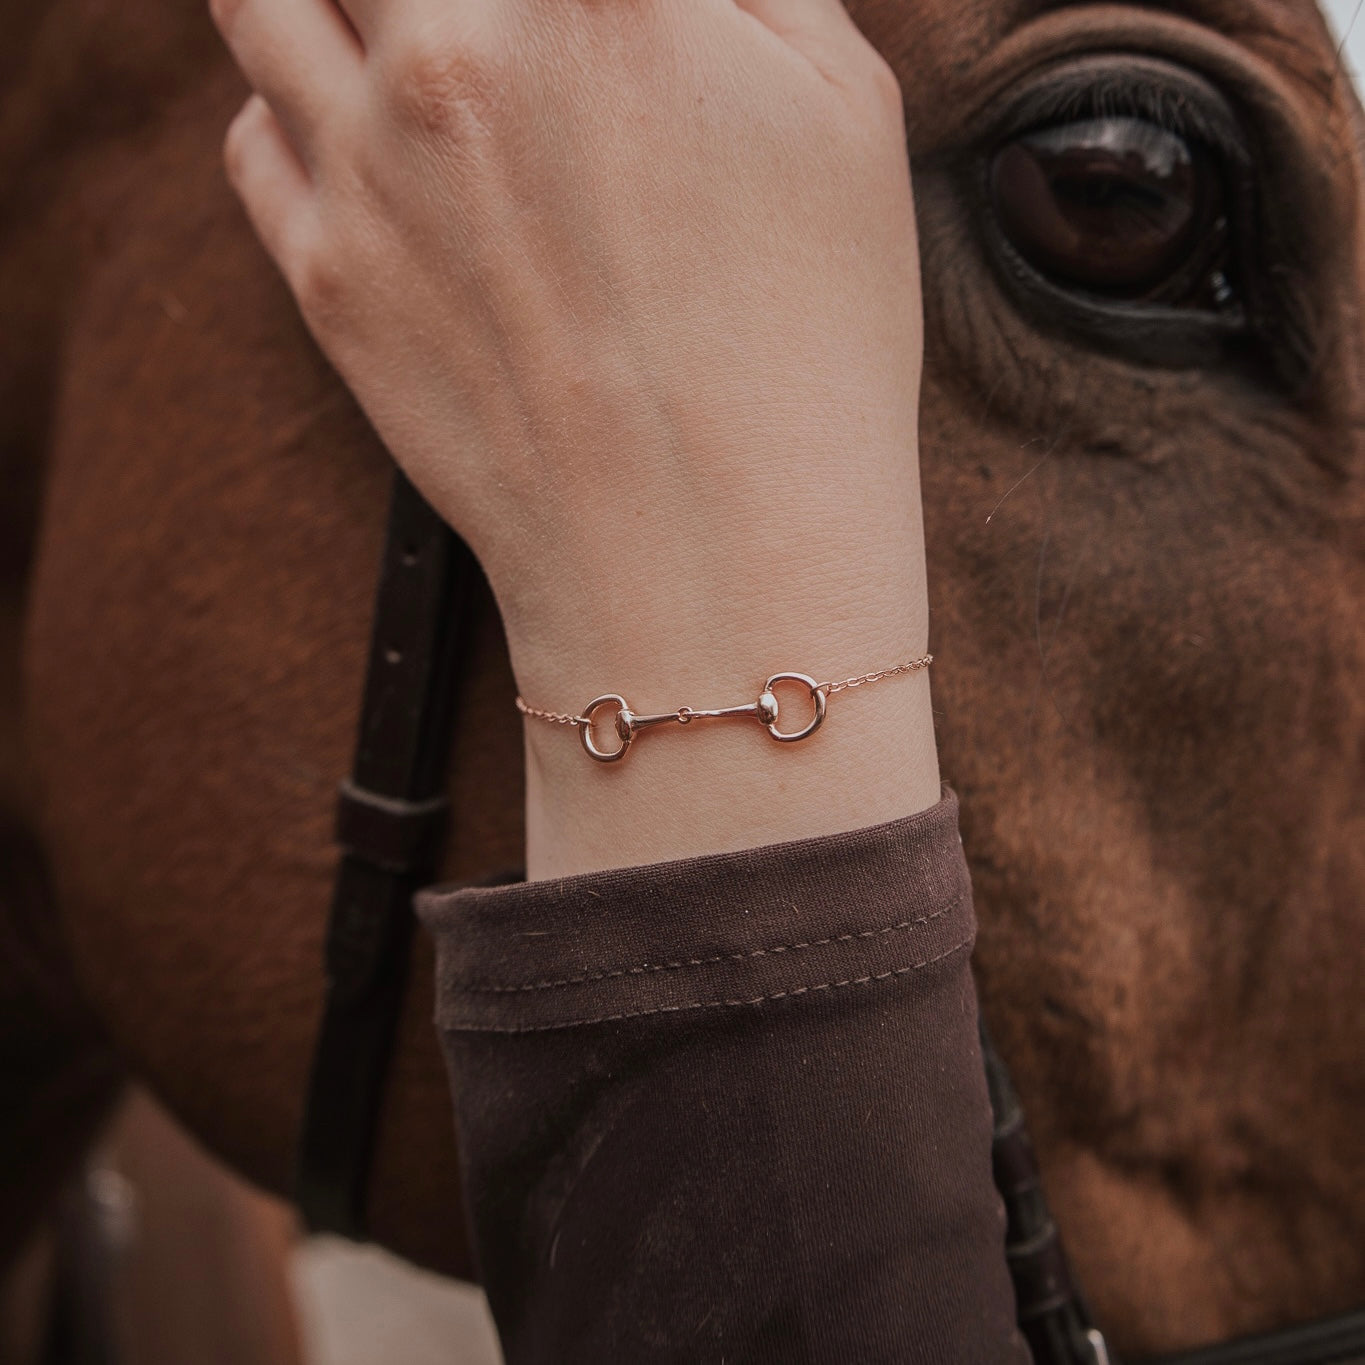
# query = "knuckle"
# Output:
<box><xmin>382</xmin><ymin>29</ymin><xmax>503</xmax><ymax>138</ymax></box>
<box><xmin>293</xmin><ymin>240</ymin><xmax>348</xmax><ymax>323</ymax></box>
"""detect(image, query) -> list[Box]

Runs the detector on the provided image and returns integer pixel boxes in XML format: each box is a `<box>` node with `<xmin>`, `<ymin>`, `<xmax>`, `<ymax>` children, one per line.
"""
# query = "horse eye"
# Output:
<box><xmin>989</xmin><ymin>116</ymin><xmax>1232</xmax><ymax>305</ymax></box>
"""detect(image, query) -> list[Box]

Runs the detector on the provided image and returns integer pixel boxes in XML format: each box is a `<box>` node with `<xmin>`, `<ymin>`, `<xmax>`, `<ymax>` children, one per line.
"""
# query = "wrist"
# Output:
<box><xmin>496</xmin><ymin>459</ymin><xmax>932</xmax><ymax>709</ymax></box>
<box><xmin>522</xmin><ymin>658</ymin><xmax>941</xmax><ymax>881</ymax></box>
<box><xmin>507</xmin><ymin>538</ymin><xmax>939</xmax><ymax>880</ymax></box>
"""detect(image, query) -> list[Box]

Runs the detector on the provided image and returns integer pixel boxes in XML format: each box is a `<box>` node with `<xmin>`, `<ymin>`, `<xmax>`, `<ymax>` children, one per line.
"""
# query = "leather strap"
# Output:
<box><xmin>295</xmin><ymin>470</ymin><xmax>475</xmax><ymax>1237</ymax></box>
<box><xmin>335</xmin><ymin>784</ymin><xmax>449</xmax><ymax>881</ymax></box>
<box><xmin>982</xmin><ymin>1022</ymin><xmax>1365</xmax><ymax>1365</ymax></box>
<box><xmin>1136</xmin><ymin>1311</ymin><xmax>1365</xmax><ymax>1365</ymax></box>
<box><xmin>981</xmin><ymin>1023</ymin><xmax>1113</xmax><ymax>1365</ymax></box>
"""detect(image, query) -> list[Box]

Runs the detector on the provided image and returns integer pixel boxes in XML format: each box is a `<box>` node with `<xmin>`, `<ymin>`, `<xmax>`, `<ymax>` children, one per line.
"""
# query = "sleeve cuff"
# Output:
<box><xmin>417</xmin><ymin>789</ymin><xmax>973</xmax><ymax>1033</ymax></box>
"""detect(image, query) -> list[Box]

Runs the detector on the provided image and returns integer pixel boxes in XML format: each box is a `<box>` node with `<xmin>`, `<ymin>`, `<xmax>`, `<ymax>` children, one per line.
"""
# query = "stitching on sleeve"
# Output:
<box><xmin>447</xmin><ymin>936</ymin><xmax>974</xmax><ymax>1034</ymax></box>
<box><xmin>461</xmin><ymin>893</ymin><xmax>965</xmax><ymax>995</ymax></box>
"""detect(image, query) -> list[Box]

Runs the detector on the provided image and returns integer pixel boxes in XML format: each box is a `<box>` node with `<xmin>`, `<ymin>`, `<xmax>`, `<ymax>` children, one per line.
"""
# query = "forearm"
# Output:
<box><xmin>216</xmin><ymin>5</ymin><xmax>1019</xmax><ymax>1352</ymax></box>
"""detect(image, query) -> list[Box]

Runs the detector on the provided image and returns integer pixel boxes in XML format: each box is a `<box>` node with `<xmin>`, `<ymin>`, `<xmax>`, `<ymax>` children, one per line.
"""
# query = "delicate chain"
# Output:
<box><xmin>515</xmin><ymin>696</ymin><xmax>589</xmax><ymax>727</ymax></box>
<box><xmin>515</xmin><ymin>653</ymin><xmax>932</xmax><ymax>761</ymax></box>
<box><xmin>816</xmin><ymin>653</ymin><xmax>933</xmax><ymax>696</ymax></box>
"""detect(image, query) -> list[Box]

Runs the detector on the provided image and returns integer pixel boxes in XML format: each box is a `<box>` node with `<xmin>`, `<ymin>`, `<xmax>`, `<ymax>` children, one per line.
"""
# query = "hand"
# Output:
<box><xmin>215</xmin><ymin>0</ymin><xmax>940</xmax><ymax>875</ymax></box>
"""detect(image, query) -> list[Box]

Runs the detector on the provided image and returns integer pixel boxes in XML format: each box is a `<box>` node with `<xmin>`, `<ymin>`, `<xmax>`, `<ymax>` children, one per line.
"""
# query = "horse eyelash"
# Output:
<box><xmin>1000</xmin><ymin>71</ymin><xmax>1249</xmax><ymax>166</ymax></box>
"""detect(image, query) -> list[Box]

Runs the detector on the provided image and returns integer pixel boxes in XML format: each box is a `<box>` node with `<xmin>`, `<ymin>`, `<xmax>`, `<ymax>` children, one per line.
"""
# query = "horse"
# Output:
<box><xmin>5</xmin><ymin>0</ymin><xmax>1364</xmax><ymax>1355</ymax></box>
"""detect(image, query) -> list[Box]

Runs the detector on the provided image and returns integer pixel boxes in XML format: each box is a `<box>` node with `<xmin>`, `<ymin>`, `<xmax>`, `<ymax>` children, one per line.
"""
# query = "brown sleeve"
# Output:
<box><xmin>416</xmin><ymin>791</ymin><xmax>1028</xmax><ymax>1364</ymax></box>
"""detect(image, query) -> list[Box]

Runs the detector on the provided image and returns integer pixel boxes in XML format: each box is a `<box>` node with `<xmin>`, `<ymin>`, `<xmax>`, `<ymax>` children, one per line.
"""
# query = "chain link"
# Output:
<box><xmin>514</xmin><ymin>696</ymin><xmax>588</xmax><ymax>727</ymax></box>
<box><xmin>816</xmin><ymin>653</ymin><xmax>933</xmax><ymax>696</ymax></box>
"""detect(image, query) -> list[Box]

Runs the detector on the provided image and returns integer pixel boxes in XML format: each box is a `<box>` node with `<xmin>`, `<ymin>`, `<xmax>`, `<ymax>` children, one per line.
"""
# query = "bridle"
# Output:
<box><xmin>295</xmin><ymin>471</ymin><xmax>475</xmax><ymax>1232</ymax></box>
<box><xmin>295</xmin><ymin>470</ymin><xmax>1365</xmax><ymax>1365</ymax></box>
<box><xmin>981</xmin><ymin>1029</ymin><xmax>1365</xmax><ymax>1365</ymax></box>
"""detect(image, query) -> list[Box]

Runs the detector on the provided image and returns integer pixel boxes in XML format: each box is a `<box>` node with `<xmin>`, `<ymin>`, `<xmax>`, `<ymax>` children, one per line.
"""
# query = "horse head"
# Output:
<box><xmin>11</xmin><ymin>0</ymin><xmax>1364</xmax><ymax>1353</ymax></box>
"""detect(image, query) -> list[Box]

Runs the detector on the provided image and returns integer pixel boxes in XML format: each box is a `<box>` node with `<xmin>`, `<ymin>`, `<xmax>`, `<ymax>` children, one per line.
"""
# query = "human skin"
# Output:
<box><xmin>210</xmin><ymin>0</ymin><xmax>942</xmax><ymax>879</ymax></box>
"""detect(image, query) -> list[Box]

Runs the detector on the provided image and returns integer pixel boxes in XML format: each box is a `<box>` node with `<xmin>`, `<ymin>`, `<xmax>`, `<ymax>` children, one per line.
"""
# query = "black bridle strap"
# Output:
<box><xmin>295</xmin><ymin>470</ymin><xmax>474</xmax><ymax>1236</ymax></box>
<box><xmin>984</xmin><ymin>1022</ymin><xmax>1365</xmax><ymax>1365</ymax></box>
<box><xmin>982</xmin><ymin>1022</ymin><xmax>1112</xmax><ymax>1365</ymax></box>
<box><xmin>1135</xmin><ymin>1311</ymin><xmax>1365</xmax><ymax>1365</ymax></box>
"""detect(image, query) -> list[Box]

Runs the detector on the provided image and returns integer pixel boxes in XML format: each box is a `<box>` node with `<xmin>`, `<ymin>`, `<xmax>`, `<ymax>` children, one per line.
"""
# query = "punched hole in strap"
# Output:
<box><xmin>335</xmin><ymin>780</ymin><xmax>449</xmax><ymax>874</ymax></box>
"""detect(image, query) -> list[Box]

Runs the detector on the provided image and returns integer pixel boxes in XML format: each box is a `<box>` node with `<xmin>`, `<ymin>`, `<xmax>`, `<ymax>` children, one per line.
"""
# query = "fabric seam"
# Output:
<box><xmin>443</xmin><ymin>934</ymin><xmax>974</xmax><ymax>1034</ymax></box>
<box><xmin>458</xmin><ymin>892</ymin><xmax>965</xmax><ymax>995</ymax></box>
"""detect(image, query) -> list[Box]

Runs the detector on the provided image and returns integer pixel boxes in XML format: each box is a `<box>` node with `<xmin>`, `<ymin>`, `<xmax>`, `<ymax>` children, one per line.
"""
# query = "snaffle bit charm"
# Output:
<box><xmin>578</xmin><ymin>672</ymin><xmax>826</xmax><ymax>763</ymax></box>
<box><xmin>515</xmin><ymin>655</ymin><xmax>932</xmax><ymax>764</ymax></box>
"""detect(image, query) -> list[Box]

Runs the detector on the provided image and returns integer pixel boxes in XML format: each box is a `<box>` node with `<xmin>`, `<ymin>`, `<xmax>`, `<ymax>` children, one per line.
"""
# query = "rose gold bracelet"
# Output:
<box><xmin>515</xmin><ymin>654</ymin><xmax>932</xmax><ymax>763</ymax></box>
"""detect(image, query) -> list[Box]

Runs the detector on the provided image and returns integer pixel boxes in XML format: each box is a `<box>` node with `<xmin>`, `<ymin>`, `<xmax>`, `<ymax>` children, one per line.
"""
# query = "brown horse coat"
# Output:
<box><xmin>5</xmin><ymin>0</ymin><xmax>1365</xmax><ymax>1354</ymax></box>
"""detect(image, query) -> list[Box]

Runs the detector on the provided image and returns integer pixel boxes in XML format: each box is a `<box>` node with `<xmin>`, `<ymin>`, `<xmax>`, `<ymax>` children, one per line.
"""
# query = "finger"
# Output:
<box><xmin>210</xmin><ymin>0</ymin><xmax>364</xmax><ymax>165</ymax></box>
<box><xmin>224</xmin><ymin>95</ymin><xmax>317</xmax><ymax>278</ymax></box>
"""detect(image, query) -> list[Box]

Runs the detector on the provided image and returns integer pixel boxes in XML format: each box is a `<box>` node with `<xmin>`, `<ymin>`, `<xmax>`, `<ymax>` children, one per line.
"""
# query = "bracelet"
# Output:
<box><xmin>516</xmin><ymin>654</ymin><xmax>932</xmax><ymax>763</ymax></box>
